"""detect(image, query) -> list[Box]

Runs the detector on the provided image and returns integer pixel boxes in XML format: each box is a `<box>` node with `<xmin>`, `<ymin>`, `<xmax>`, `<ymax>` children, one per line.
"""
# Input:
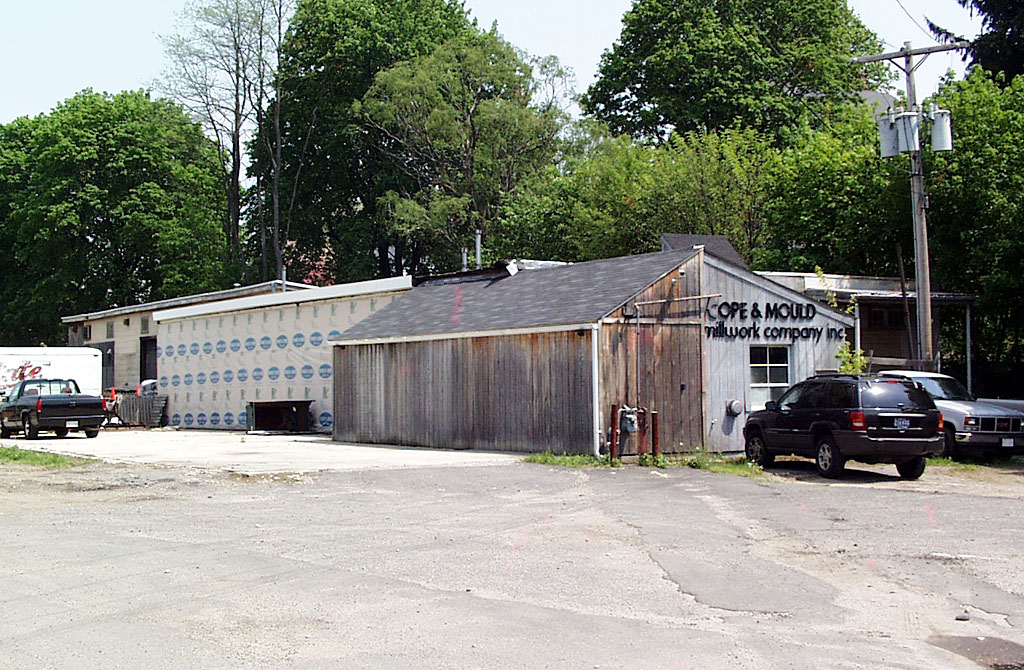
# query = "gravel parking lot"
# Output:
<box><xmin>2</xmin><ymin>430</ymin><xmax>1023</xmax><ymax>669</ymax></box>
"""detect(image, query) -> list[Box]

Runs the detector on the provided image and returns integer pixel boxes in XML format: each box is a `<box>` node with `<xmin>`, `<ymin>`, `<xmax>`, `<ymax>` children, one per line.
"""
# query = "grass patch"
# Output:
<box><xmin>672</xmin><ymin>448</ymin><xmax>764</xmax><ymax>478</ymax></box>
<box><xmin>524</xmin><ymin>451</ymin><xmax>621</xmax><ymax>468</ymax></box>
<box><xmin>0</xmin><ymin>446</ymin><xmax>91</xmax><ymax>469</ymax></box>
<box><xmin>927</xmin><ymin>456</ymin><xmax>981</xmax><ymax>472</ymax></box>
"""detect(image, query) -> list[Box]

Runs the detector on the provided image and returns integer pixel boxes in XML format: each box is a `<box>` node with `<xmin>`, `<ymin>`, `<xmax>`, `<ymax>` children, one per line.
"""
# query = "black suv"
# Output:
<box><xmin>743</xmin><ymin>374</ymin><xmax>944</xmax><ymax>479</ymax></box>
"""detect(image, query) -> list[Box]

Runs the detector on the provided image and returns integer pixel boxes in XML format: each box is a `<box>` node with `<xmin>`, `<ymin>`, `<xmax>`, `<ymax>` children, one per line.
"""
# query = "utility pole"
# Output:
<box><xmin>854</xmin><ymin>41</ymin><xmax>969</xmax><ymax>369</ymax></box>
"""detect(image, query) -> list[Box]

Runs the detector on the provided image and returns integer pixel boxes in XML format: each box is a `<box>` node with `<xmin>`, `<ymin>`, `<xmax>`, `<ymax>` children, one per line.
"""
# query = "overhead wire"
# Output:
<box><xmin>892</xmin><ymin>0</ymin><xmax>937</xmax><ymax>43</ymax></box>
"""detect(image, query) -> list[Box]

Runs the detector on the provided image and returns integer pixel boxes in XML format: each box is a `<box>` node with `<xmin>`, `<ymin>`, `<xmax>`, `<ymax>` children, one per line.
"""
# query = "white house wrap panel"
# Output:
<box><xmin>154</xmin><ymin>280</ymin><xmax>409</xmax><ymax>432</ymax></box>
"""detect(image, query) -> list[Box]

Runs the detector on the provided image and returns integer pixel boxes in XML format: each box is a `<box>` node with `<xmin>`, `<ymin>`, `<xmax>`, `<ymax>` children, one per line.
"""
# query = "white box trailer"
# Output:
<box><xmin>0</xmin><ymin>347</ymin><xmax>103</xmax><ymax>397</ymax></box>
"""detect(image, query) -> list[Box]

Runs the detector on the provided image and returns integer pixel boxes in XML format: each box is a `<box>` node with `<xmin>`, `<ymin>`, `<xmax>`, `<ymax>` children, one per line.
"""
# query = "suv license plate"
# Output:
<box><xmin>66</xmin><ymin>420</ymin><xmax>79</xmax><ymax>428</ymax></box>
<box><xmin>894</xmin><ymin>418</ymin><xmax>911</xmax><ymax>429</ymax></box>
<box><xmin>1003</xmin><ymin>437</ymin><xmax>1014</xmax><ymax>447</ymax></box>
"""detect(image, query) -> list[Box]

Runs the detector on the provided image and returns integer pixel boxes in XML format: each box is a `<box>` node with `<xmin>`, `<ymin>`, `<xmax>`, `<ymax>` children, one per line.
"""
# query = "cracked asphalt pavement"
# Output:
<box><xmin>2</xmin><ymin>432</ymin><xmax>1024</xmax><ymax>668</ymax></box>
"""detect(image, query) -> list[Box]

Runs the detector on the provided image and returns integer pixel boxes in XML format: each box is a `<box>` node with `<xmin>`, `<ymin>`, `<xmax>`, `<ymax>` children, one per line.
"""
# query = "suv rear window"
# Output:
<box><xmin>859</xmin><ymin>380</ymin><xmax>934</xmax><ymax>410</ymax></box>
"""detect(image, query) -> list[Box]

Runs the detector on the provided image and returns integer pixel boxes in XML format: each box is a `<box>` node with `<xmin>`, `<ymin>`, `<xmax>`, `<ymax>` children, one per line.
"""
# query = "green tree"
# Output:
<box><xmin>930</xmin><ymin>0</ymin><xmax>1024</xmax><ymax>83</ymax></box>
<box><xmin>253</xmin><ymin>0</ymin><xmax>470</xmax><ymax>283</ymax></box>
<box><xmin>756</xmin><ymin>108</ymin><xmax>908</xmax><ymax>275</ymax></box>
<box><xmin>494</xmin><ymin>124</ymin><xmax>776</xmax><ymax>262</ymax></box>
<box><xmin>359</xmin><ymin>30</ymin><xmax>567</xmax><ymax>273</ymax></box>
<box><xmin>927</xmin><ymin>70</ymin><xmax>1024</xmax><ymax>393</ymax></box>
<box><xmin>0</xmin><ymin>90</ymin><xmax>227</xmax><ymax>345</ymax></box>
<box><xmin>580</xmin><ymin>0</ymin><xmax>885</xmax><ymax>141</ymax></box>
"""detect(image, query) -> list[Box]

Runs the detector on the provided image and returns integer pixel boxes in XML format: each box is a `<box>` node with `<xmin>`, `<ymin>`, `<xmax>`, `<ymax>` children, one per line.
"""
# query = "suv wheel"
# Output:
<box><xmin>0</xmin><ymin>420</ymin><xmax>10</xmax><ymax>439</ymax></box>
<box><xmin>815</xmin><ymin>436</ymin><xmax>845</xmax><ymax>479</ymax></box>
<box><xmin>896</xmin><ymin>456</ymin><xmax>926</xmax><ymax>480</ymax></box>
<box><xmin>744</xmin><ymin>431</ymin><xmax>774</xmax><ymax>467</ymax></box>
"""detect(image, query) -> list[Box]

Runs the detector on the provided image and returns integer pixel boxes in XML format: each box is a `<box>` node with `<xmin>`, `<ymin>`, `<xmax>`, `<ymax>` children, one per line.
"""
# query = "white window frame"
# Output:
<box><xmin>749</xmin><ymin>345</ymin><xmax>791</xmax><ymax>410</ymax></box>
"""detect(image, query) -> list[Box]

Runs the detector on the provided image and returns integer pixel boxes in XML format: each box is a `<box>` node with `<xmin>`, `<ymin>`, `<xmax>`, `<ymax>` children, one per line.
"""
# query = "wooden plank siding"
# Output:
<box><xmin>599</xmin><ymin>253</ymin><xmax>705</xmax><ymax>454</ymax></box>
<box><xmin>333</xmin><ymin>330</ymin><xmax>594</xmax><ymax>453</ymax></box>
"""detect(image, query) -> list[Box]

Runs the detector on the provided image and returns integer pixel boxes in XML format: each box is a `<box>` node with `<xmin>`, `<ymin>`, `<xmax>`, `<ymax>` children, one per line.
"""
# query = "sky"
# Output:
<box><xmin>0</xmin><ymin>0</ymin><xmax>984</xmax><ymax>124</ymax></box>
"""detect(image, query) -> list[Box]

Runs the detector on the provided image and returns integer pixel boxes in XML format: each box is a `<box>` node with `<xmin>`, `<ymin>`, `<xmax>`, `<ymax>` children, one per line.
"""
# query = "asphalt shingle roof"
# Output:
<box><xmin>336</xmin><ymin>250</ymin><xmax>698</xmax><ymax>341</ymax></box>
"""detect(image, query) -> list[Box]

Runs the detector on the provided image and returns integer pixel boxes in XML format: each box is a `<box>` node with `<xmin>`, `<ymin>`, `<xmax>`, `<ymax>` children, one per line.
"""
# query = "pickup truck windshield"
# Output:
<box><xmin>21</xmin><ymin>380</ymin><xmax>81</xmax><ymax>396</ymax></box>
<box><xmin>913</xmin><ymin>376</ymin><xmax>974</xmax><ymax>401</ymax></box>
<box><xmin>860</xmin><ymin>380</ymin><xmax>934</xmax><ymax>410</ymax></box>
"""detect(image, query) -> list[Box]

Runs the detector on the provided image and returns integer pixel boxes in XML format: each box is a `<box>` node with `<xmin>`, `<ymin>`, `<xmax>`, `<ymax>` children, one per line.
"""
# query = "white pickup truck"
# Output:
<box><xmin>880</xmin><ymin>370</ymin><xmax>1024</xmax><ymax>458</ymax></box>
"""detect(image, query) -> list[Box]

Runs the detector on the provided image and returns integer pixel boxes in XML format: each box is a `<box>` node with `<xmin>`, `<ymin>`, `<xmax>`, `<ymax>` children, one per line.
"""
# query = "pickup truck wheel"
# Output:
<box><xmin>23</xmin><ymin>413</ymin><xmax>38</xmax><ymax>440</ymax></box>
<box><xmin>0</xmin><ymin>422</ymin><xmax>10</xmax><ymax>439</ymax></box>
<box><xmin>84</xmin><ymin>428</ymin><xmax>99</xmax><ymax>439</ymax></box>
<box><xmin>815</xmin><ymin>435</ymin><xmax>845</xmax><ymax>479</ymax></box>
<box><xmin>54</xmin><ymin>428</ymin><xmax>69</xmax><ymax>438</ymax></box>
<box><xmin>942</xmin><ymin>426</ymin><xmax>959</xmax><ymax>460</ymax></box>
<box><xmin>896</xmin><ymin>456</ymin><xmax>926</xmax><ymax>480</ymax></box>
<box><xmin>744</xmin><ymin>431</ymin><xmax>774</xmax><ymax>467</ymax></box>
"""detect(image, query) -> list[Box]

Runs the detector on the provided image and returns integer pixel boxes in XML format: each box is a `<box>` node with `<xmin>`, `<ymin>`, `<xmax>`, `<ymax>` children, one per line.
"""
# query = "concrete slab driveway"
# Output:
<box><xmin>4</xmin><ymin>428</ymin><xmax>519</xmax><ymax>473</ymax></box>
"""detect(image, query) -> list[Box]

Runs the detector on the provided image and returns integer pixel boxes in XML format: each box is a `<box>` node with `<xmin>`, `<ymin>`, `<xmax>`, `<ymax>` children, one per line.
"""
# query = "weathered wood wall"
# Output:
<box><xmin>334</xmin><ymin>330</ymin><xmax>594</xmax><ymax>453</ymax></box>
<box><xmin>599</xmin><ymin>253</ymin><xmax>705</xmax><ymax>454</ymax></box>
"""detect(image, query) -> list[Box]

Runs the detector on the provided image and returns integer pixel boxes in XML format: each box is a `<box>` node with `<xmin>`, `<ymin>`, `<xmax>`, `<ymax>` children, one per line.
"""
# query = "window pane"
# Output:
<box><xmin>750</xmin><ymin>387</ymin><xmax>770</xmax><ymax>411</ymax></box>
<box><xmin>769</xmin><ymin>366</ymin><xmax>788</xmax><ymax>384</ymax></box>
<box><xmin>751</xmin><ymin>367</ymin><xmax>768</xmax><ymax>384</ymax></box>
<box><xmin>769</xmin><ymin>347</ymin><xmax>788</xmax><ymax>364</ymax></box>
<box><xmin>750</xmin><ymin>347</ymin><xmax>767</xmax><ymax>365</ymax></box>
<box><xmin>770</xmin><ymin>386</ymin><xmax>788</xmax><ymax>402</ymax></box>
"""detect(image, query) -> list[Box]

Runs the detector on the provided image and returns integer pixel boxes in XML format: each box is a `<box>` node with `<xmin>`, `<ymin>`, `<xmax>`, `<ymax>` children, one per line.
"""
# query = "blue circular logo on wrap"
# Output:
<box><xmin>196</xmin><ymin>372</ymin><xmax>207</xmax><ymax>386</ymax></box>
<box><xmin>237</xmin><ymin>368</ymin><xmax>248</xmax><ymax>382</ymax></box>
<box><xmin>276</xmin><ymin>335</ymin><xmax>287</xmax><ymax>349</ymax></box>
<box><xmin>165</xmin><ymin>345</ymin><xmax>174</xmax><ymax>357</ymax></box>
<box><xmin>177</xmin><ymin>344</ymin><xmax>186</xmax><ymax>356</ymax></box>
<box><xmin>267</xmin><ymin>366</ymin><xmax>280</xmax><ymax>381</ymax></box>
<box><xmin>196</xmin><ymin>413</ymin><xmax>207</xmax><ymax>426</ymax></box>
<box><xmin>223</xmin><ymin>369</ymin><xmax>234</xmax><ymax>383</ymax></box>
<box><xmin>230</xmin><ymin>339</ymin><xmax>241</xmax><ymax>352</ymax></box>
<box><xmin>171</xmin><ymin>413</ymin><xmax>181</xmax><ymax>425</ymax></box>
<box><xmin>210</xmin><ymin>413</ymin><xmax>221</xmax><ymax>426</ymax></box>
<box><xmin>216</xmin><ymin>340</ymin><xmax>227</xmax><ymax>354</ymax></box>
<box><xmin>224</xmin><ymin>412</ymin><xmax>234</xmax><ymax>426</ymax></box>
<box><xmin>292</xmin><ymin>333</ymin><xmax>305</xmax><ymax>348</ymax></box>
<box><xmin>260</xmin><ymin>336</ymin><xmax>272</xmax><ymax>350</ymax></box>
<box><xmin>184</xmin><ymin>373</ymin><xmax>194</xmax><ymax>386</ymax></box>
<box><xmin>301</xmin><ymin>365</ymin><xmax>314</xmax><ymax>380</ymax></box>
<box><xmin>328</xmin><ymin>330</ymin><xmax>341</xmax><ymax>342</ymax></box>
<box><xmin>171</xmin><ymin>375</ymin><xmax>181</xmax><ymax>387</ymax></box>
<box><xmin>190</xmin><ymin>342</ymin><xmax>200</xmax><ymax>355</ymax></box>
<box><xmin>310</xmin><ymin>332</ymin><xmax>323</xmax><ymax>347</ymax></box>
<box><xmin>239</xmin><ymin>410</ymin><xmax>247</xmax><ymax>427</ymax></box>
<box><xmin>202</xmin><ymin>342</ymin><xmax>213</xmax><ymax>355</ymax></box>
<box><xmin>159</xmin><ymin>376</ymin><xmax>168</xmax><ymax>388</ymax></box>
<box><xmin>156</xmin><ymin>347</ymin><xmax>161</xmax><ymax>359</ymax></box>
<box><xmin>252</xmin><ymin>367</ymin><xmax>264</xmax><ymax>382</ymax></box>
<box><xmin>184</xmin><ymin>413</ymin><xmax>194</xmax><ymax>426</ymax></box>
<box><xmin>319</xmin><ymin>412</ymin><xmax>333</xmax><ymax>428</ymax></box>
<box><xmin>244</xmin><ymin>338</ymin><xmax>256</xmax><ymax>351</ymax></box>
<box><xmin>209</xmin><ymin>371</ymin><xmax>220</xmax><ymax>384</ymax></box>
<box><xmin>284</xmin><ymin>366</ymin><xmax>296</xmax><ymax>380</ymax></box>
<box><xmin>318</xmin><ymin>364</ymin><xmax>332</xmax><ymax>379</ymax></box>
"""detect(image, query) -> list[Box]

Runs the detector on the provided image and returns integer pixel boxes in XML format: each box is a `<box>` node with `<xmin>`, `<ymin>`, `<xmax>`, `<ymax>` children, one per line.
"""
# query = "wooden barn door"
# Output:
<box><xmin>638</xmin><ymin>321</ymin><xmax>703</xmax><ymax>453</ymax></box>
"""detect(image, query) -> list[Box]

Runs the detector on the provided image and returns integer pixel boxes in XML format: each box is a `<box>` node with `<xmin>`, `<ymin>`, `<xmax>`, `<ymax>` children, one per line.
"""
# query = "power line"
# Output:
<box><xmin>892</xmin><ymin>0</ymin><xmax>935</xmax><ymax>43</ymax></box>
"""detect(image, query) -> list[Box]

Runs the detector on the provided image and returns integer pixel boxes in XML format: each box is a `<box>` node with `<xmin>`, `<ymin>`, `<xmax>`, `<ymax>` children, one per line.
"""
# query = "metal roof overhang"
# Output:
<box><xmin>153</xmin><ymin>276</ymin><xmax>413</xmax><ymax>322</ymax></box>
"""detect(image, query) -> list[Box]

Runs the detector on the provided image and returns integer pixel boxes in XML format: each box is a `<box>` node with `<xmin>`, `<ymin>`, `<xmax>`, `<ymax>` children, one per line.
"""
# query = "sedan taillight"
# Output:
<box><xmin>850</xmin><ymin>410</ymin><xmax>866</xmax><ymax>431</ymax></box>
